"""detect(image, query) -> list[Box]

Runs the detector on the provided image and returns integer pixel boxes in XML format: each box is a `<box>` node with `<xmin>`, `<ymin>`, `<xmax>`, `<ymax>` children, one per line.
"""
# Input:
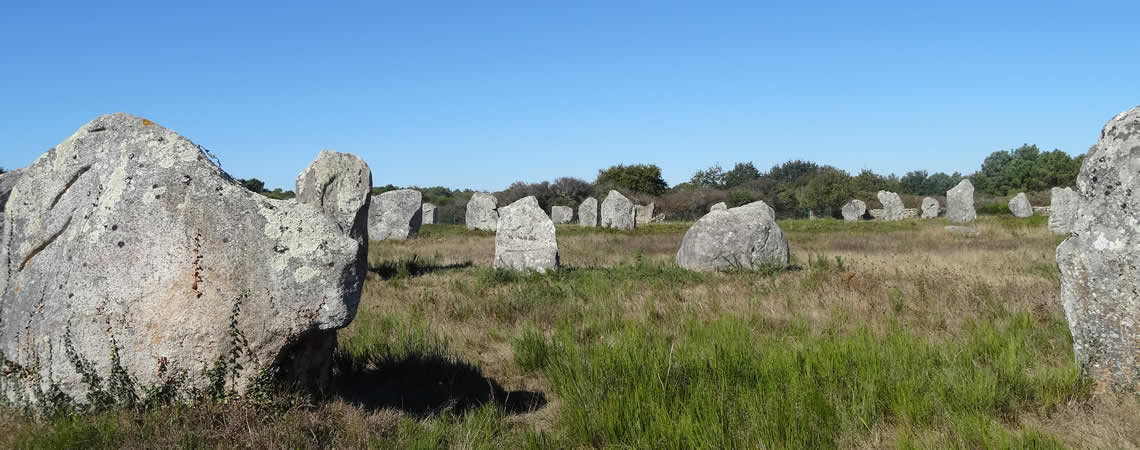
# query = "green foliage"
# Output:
<box><xmin>595</xmin><ymin>164</ymin><xmax>668</xmax><ymax>195</ymax></box>
<box><xmin>689</xmin><ymin>163</ymin><xmax>725</xmax><ymax>188</ymax></box>
<box><xmin>723</xmin><ymin>162</ymin><xmax>761</xmax><ymax>188</ymax></box>
<box><xmin>972</xmin><ymin>145</ymin><xmax>1081</xmax><ymax>196</ymax></box>
<box><xmin>237</xmin><ymin>178</ymin><xmax>295</xmax><ymax>200</ymax></box>
<box><xmin>798</xmin><ymin>167</ymin><xmax>853</xmax><ymax>213</ymax></box>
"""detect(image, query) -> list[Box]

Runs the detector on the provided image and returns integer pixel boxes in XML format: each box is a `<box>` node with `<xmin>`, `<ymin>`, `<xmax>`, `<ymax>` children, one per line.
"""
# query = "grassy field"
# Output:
<box><xmin>4</xmin><ymin>217</ymin><xmax>1140</xmax><ymax>448</ymax></box>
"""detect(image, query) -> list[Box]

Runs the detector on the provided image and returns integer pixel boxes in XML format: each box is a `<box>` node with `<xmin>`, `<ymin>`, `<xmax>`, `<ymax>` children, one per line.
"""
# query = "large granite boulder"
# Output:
<box><xmin>1048</xmin><ymin>187</ymin><xmax>1077</xmax><ymax>234</ymax></box>
<box><xmin>368</xmin><ymin>189</ymin><xmax>422</xmax><ymax>240</ymax></box>
<box><xmin>494</xmin><ymin>196</ymin><xmax>558</xmax><ymax>272</ymax></box>
<box><xmin>1008</xmin><ymin>192</ymin><xmax>1033</xmax><ymax>218</ymax></box>
<box><xmin>675</xmin><ymin>201</ymin><xmax>789</xmax><ymax>272</ymax></box>
<box><xmin>876</xmin><ymin>191</ymin><xmax>904</xmax><ymax>221</ymax></box>
<box><xmin>550</xmin><ymin>206</ymin><xmax>573</xmax><ymax>224</ymax></box>
<box><xmin>841</xmin><ymin>200</ymin><xmax>865</xmax><ymax>221</ymax></box>
<box><xmin>421</xmin><ymin>203</ymin><xmax>437</xmax><ymax>225</ymax></box>
<box><xmin>0</xmin><ymin>114</ymin><xmax>371</xmax><ymax>405</ymax></box>
<box><xmin>465</xmin><ymin>193</ymin><xmax>498</xmax><ymax>231</ymax></box>
<box><xmin>1057</xmin><ymin>106</ymin><xmax>1140</xmax><ymax>391</ymax></box>
<box><xmin>600</xmin><ymin>190</ymin><xmax>635</xmax><ymax>230</ymax></box>
<box><xmin>946</xmin><ymin>179</ymin><xmax>976</xmax><ymax>223</ymax></box>
<box><xmin>578</xmin><ymin>197</ymin><xmax>598</xmax><ymax>227</ymax></box>
<box><xmin>634</xmin><ymin>203</ymin><xmax>655</xmax><ymax>226</ymax></box>
<box><xmin>920</xmin><ymin>197</ymin><xmax>940</xmax><ymax>218</ymax></box>
<box><xmin>709</xmin><ymin>202</ymin><xmax>727</xmax><ymax>212</ymax></box>
<box><xmin>0</xmin><ymin>169</ymin><xmax>24</xmax><ymax>234</ymax></box>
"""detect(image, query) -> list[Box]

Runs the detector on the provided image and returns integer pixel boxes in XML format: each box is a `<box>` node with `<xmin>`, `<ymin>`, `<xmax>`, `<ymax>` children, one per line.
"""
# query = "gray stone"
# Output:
<box><xmin>869</xmin><ymin>209</ymin><xmax>885</xmax><ymax>220</ymax></box>
<box><xmin>920</xmin><ymin>197</ymin><xmax>939</xmax><ymax>218</ymax></box>
<box><xmin>709</xmin><ymin>202</ymin><xmax>727</xmax><ymax>212</ymax></box>
<box><xmin>1008</xmin><ymin>192</ymin><xmax>1033</xmax><ymax>218</ymax></box>
<box><xmin>1057</xmin><ymin>106</ymin><xmax>1140</xmax><ymax>391</ymax></box>
<box><xmin>465</xmin><ymin>192</ymin><xmax>498</xmax><ymax>231</ymax></box>
<box><xmin>902</xmin><ymin>208</ymin><xmax>919</xmax><ymax>219</ymax></box>
<box><xmin>876</xmin><ymin>191</ymin><xmax>904</xmax><ymax>221</ymax></box>
<box><xmin>600</xmin><ymin>190</ymin><xmax>635</xmax><ymax>230</ymax></box>
<box><xmin>422</xmin><ymin>203</ymin><xmax>437</xmax><ymax>225</ymax></box>
<box><xmin>841</xmin><ymin>199</ymin><xmax>865</xmax><ymax>221</ymax></box>
<box><xmin>0</xmin><ymin>114</ymin><xmax>371</xmax><ymax>405</ymax></box>
<box><xmin>634</xmin><ymin>203</ymin><xmax>655</xmax><ymax>226</ymax></box>
<box><xmin>0</xmin><ymin>169</ymin><xmax>24</xmax><ymax>234</ymax></box>
<box><xmin>1048</xmin><ymin>187</ymin><xmax>1077</xmax><ymax>234</ymax></box>
<box><xmin>494</xmin><ymin>196</ymin><xmax>559</xmax><ymax>272</ymax></box>
<box><xmin>946</xmin><ymin>179</ymin><xmax>976</xmax><ymax>223</ymax></box>
<box><xmin>551</xmin><ymin>206</ymin><xmax>573</xmax><ymax>224</ymax></box>
<box><xmin>578</xmin><ymin>197</ymin><xmax>598</xmax><ymax>227</ymax></box>
<box><xmin>368</xmin><ymin>189</ymin><xmax>422</xmax><ymax>240</ymax></box>
<box><xmin>944</xmin><ymin>225</ymin><xmax>979</xmax><ymax>236</ymax></box>
<box><xmin>675</xmin><ymin>201</ymin><xmax>789</xmax><ymax>272</ymax></box>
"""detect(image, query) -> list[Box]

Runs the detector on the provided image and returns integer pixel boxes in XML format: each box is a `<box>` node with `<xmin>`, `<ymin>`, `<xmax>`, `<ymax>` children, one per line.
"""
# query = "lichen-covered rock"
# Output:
<box><xmin>0</xmin><ymin>169</ymin><xmax>24</xmax><ymax>234</ymax></box>
<box><xmin>947</xmin><ymin>180</ymin><xmax>976</xmax><ymax>223</ymax></box>
<box><xmin>634</xmin><ymin>203</ymin><xmax>654</xmax><ymax>226</ymax></box>
<box><xmin>465</xmin><ymin>193</ymin><xmax>498</xmax><ymax>231</ymax></box>
<box><xmin>550</xmin><ymin>206</ymin><xmax>573</xmax><ymax>224</ymax></box>
<box><xmin>1048</xmin><ymin>187</ymin><xmax>1077</xmax><ymax>234</ymax></box>
<box><xmin>675</xmin><ymin>201</ymin><xmax>788</xmax><ymax>272</ymax></box>
<box><xmin>876</xmin><ymin>191</ymin><xmax>904</xmax><ymax>221</ymax></box>
<box><xmin>0</xmin><ymin>114</ymin><xmax>371</xmax><ymax>405</ymax></box>
<box><xmin>920</xmin><ymin>197</ymin><xmax>939</xmax><ymax>218</ymax></box>
<box><xmin>869</xmin><ymin>209</ymin><xmax>885</xmax><ymax>220</ymax></box>
<box><xmin>368</xmin><ymin>189</ymin><xmax>422</xmax><ymax>240</ymax></box>
<box><xmin>600</xmin><ymin>190</ymin><xmax>635</xmax><ymax>230</ymax></box>
<box><xmin>422</xmin><ymin>203</ymin><xmax>437</xmax><ymax>225</ymax></box>
<box><xmin>1057</xmin><ymin>107</ymin><xmax>1140</xmax><ymax>391</ymax></box>
<box><xmin>709</xmin><ymin>202</ymin><xmax>727</xmax><ymax>212</ymax></box>
<box><xmin>578</xmin><ymin>197</ymin><xmax>598</xmax><ymax>227</ymax></box>
<box><xmin>1008</xmin><ymin>192</ymin><xmax>1033</xmax><ymax>218</ymax></box>
<box><xmin>494</xmin><ymin>196</ymin><xmax>558</xmax><ymax>272</ymax></box>
<box><xmin>841</xmin><ymin>200</ymin><xmax>865</xmax><ymax>221</ymax></box>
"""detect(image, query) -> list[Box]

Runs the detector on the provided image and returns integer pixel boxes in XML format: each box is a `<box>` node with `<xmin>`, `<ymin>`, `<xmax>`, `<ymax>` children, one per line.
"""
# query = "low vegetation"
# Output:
<box><xmin>4</xmin><ymin>217</ymin><xmax>1137</xmax><ymax>448</ymax></box>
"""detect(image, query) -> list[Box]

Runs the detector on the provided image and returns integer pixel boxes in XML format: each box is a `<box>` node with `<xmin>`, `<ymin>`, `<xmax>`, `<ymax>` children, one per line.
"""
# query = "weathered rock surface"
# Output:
<box><xmin>550</xmin><ymin>206</ymin><xmax>573</xmax><ymax>224</ymax></box>
<box><xmin>1057</xmin><ymin>107</ymin><xmax>1140</xmax><ymax>391</ymax></box>
<box><xmin>494</xmin><ymin>196</ymin><xmax>558</xmax><ymax>272</ymax></box>
<box><xmin>0</xmin><ymin>114</ymin><xmax>372</xmax><ymax>405</ymax></box>
<box><xmin>0</xmin><ymin>169</ymin><xmax>24</xmax><ymax>234</ymax></box>
<box><xmin>465</xmin><ymin>193</ymin><xmax>498</xmax><ymax>231</ymax></box>
<box><xmin>634</xmin><ymin>203</ymin><xmax>654</xmax><ymax>226</ymax></box>
<box><xmin>869</xmin><ymin>209</ymin><xmax>885</xmax><ymax>220</ymax></box>
<box><xmin>876</xmin><ymin>191</ymin><xmax>904</xmax><ymax>221</ymax></box>
<box><xmin>422</xmin><ymin>203</ymin><xmax>437</xmax><ymax>225</ymax></box>
<box><xmin>600</xmin><ymin>190</ymin><xmax>635</xmax><ymax>230</ymax></box>
<box><xmin>1048</xmin><ymin>187</ymin><xmax>1077</xmax><ymax>234</ymax></box>
<box><xmin>675</xmin><ymin>201</ymin><xmax>789</xmax><ymax>272</ymax></box>
<box><xmin>841</xmin><ymin>200</ymin><xmax>865</xmax><ymax>221</ymax></box>
<box><xmin>368</xmin><ymin>189</ymin><xmax>422</xmax><ymax>240</ymax></box>
<box><xmin>921</xmin><ymin>197</ymin><xmax>940</xmax><ymax>218</ymax></box>
<box><xmin>946</xmin><ymin>179</ymin><xmax>976</xmax><ymax>223</ymax></box>
<box><xmin>578</xmin><ymin>197</ymin><xmax>598</xmax><ymax>227</ymax></box>
<box><xmin>1008</xmin><ymin>192</ymin><xmax>1033</xmax><ymax>218</ymax></box>
<box><xmin>710</xmin><ymin>202</ymin><xmax>727</xmax><ymax>212</ymax></box>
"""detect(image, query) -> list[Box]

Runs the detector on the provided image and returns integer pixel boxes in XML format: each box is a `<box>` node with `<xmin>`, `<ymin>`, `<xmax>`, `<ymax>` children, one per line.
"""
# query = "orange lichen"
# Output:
<box><xmin>141</xmin><ymin>118</ymin><xmax>155</xmax><ymax>126</ymax></box>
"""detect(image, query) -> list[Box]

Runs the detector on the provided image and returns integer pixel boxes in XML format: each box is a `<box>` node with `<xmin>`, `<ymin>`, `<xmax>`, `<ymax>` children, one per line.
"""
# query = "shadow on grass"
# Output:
<box><xmin>369</xmin><ymin>257</ymin><xmax>473</xmax><ymax>280</ymax></box>
<box><xmin>330</xmin><ymin>351</ymin><xmax>546</xmax><ymax>417</ymax></box>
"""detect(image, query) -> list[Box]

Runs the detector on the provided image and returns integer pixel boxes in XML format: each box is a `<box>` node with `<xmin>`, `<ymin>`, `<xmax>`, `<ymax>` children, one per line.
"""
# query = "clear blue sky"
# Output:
<box><xmin>1</xmin><ymin>2</ymin><xmax>1136</xmax><ymax>191</ymax></box>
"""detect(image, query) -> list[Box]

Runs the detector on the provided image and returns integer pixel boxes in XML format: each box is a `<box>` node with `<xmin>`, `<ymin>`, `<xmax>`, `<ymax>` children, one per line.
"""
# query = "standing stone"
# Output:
<box><xmin>675</xmin><ymin>201</ymin><xmax>789</xmax><ymax>272</ymax></box>
<box><xmin>550</xmin><ymin>206</ymin><xmax>573</xmax><ymax>224</ymax></box>
<box><xmin>1008</xmin><ymin>192</ymin><xmax>1033</xmax><ymax>218</ymax></box>
<box><xmin>600</xmin><ymin>190</ymin><xmax>635</xmax><ymax>230</ymax></box>
<box><xmin>1057</xmin><ymin>106</ymin><xmax>1140</xmax><ymax>391</ymax></box>
<box><xmin>946</xmin><ymin>179</ymin><xmax>976</xmax><ymax>223</ymax></box>
<box><xmin>465</xmin><ymin>192</ymin><xmax>498</xmax><ymax>231</ymax></box>
<box><xmin>494</xmin><ymin>196</ymin><xmax>559</xmax><ymax>272</ymax></box>
<box><xmin>0</xmin><ymin>114</ymin><xmax>371</xmax><ymax>404</ymax></box>
<box><xmin>841</xmin><ymin>199</ymin><xmax>866</xmax><ymax>221</ymax></box>
<box><xmin>368</xmin><ymin>189</ymin><xmax>422</xmax><ymax>240</ymax></box>
<box><xmin>422</xmin><ymin>203</ymin><xmax>437</xmax><ymax>225</ymax></box>
<box><xmin>634</xmin><ymin>203</ymin><xmax>655</xmax><ymax>226</ymax></box>
<box><xmin>1048</xmin><ymin>187</ymin><xmax>1077</xmax><ymax>234</ymax></box>
<box><xmin>0</xmin><ymin>169</ymin><xmax>24</xmax><ymax>234</ymax></box>
<box><xmin>709</xmin><ymin>202</ymin><xmax>727</xmax><ymax>212</ymax></box>
<box><xmin>920</xmin><ymin>197</ymin><xmax>940</xmax><ymax>218</ymax></box>
<box><xmin>578</xmin><ymin>197</ymin><xmax>598</xmax><ymax>227</ymax></box>
<box><xmin>876</xmin><ymin>191</ymin><xmax>904</xmax><ymax>221</ymax></box>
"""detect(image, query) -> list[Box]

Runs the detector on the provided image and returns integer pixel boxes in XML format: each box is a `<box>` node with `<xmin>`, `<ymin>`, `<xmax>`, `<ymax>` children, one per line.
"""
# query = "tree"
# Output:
<box><xmin>899</xmin><ymin>170</ymin><xmax>929</xmax><ymax>195</ymax></box>
<box><xmin>238</xmin><ymin>178</ymin><xmax>265</xmax><ymax>194</ymax></box>
<box><xmin>723</xmin><ymin>162</ymin><xmax>761</xmax><ymax>188</ymax></box>
<box><xmin>767</xmin><ymin>160</ymin><xmax>820</xmax><ymax>186</ymax></box>
<box><xmin>551</xmin><ymin>177</ymin><xmax>594</xmax><ymax>205</ymax></box>
<box><xmin>851</xmin><ymin>169</ymin><xmax>888</xmax><ymax>193</ymax></box>
<box><xmin>689</xmin><ymin>164</ymin><xmax>725</xmax><ymax>188</ymax></box>
<box><xmin>798</xmin><ymin>167</ymin><xmax>853</xmax><ymax>213</ymax></box>
<box><xmin>595</xmin><ymin>164</ymin><xmax>668</xmax><ymax>195</ymax></box>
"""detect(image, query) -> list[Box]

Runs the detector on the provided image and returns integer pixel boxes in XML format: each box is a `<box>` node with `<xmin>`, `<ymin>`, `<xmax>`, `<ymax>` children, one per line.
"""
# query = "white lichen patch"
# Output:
<box><xmin>293</xmin><ymin>266</ymin><xmax>321</xmax><ymax>283</ymax></box>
